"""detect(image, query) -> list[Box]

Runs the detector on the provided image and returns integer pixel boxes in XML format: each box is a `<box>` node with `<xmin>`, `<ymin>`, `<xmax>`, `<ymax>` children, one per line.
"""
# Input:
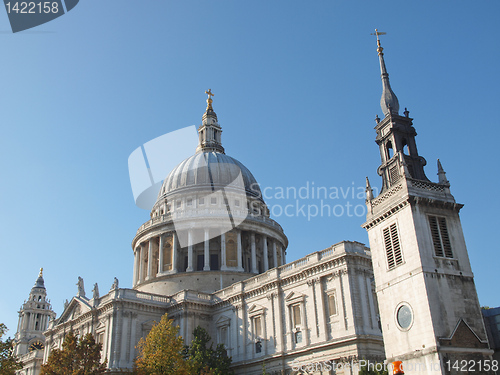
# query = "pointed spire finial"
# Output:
<box><xmin>205</xmin><ymin>89</ymin><xmax>214</xmax><ymax>111</ymax></box>
<box><xmin>372</xmin><ymin>29</ymin><xmax>399</xmax><ymax>117</ymax></box>
<box><xmin>437</xmin><ymin>159</ymin><xmax>449</xmax><ymax>185</ymax></box>
<box><xmin>365</xmin><ymin>177</ymin><xmax>374</xmax><ymax>201</ymax></box>
<box><xmin>39</xmin><ymin>268</ymin><xmax>43</xmax><ymax>277</ymax></box>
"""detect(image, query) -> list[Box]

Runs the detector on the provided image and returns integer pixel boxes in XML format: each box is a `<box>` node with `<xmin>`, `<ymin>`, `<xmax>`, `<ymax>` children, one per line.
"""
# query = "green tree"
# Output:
<box><xmin>135</xmin><ymin>314</ymin><xmax>190</xmax><ymax>375</ymax></box>
<box><xmin>40</xmin><ymin>331</ymin><xmax>107</xmax><ymax>375</ymax></box>
<box><xmin>358</xmin><ymin>362</ymin><xmax>389</xmax><ymax>375</ymax></box>
<box><xmin>0</xmin><ymin>323</ymin><xmax>23</xmax><ymax>375</ymax></box>
<box><xmin>185</xmin><ymin>326</ymin><xmax>233</xmax><ymax>375</ymax></box>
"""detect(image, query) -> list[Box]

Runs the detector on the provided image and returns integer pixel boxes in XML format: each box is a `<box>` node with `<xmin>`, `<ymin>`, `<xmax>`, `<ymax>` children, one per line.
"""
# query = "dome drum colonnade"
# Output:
<box><xmin>132</xmin><ymin>90</ymin><xmax>288</xmax><ymax>295</ymax></box>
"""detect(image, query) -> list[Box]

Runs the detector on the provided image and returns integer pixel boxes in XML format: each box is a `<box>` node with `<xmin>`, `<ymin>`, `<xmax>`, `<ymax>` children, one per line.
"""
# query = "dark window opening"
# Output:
<box><xmin>197</xmin><ymin>255</ymin><xmax>204</xmax><ymax>271</ymax></box>
<box><xmin>402</xmin><ymin>139</ymin><xmax>409</xmax><ymax>155</ymax></box>
<box><xmin>255</xmin><ymin>341</ymin><xmax>262</xmax><ymax>353</ymax></box>
<box><xmin>295</xmin><ymin>331</ymin><xmax>302</xmax><ymax>344</ymax></box>
<box><xmin>210</xmin><ymin>254</ymin><xmax>219</xmax><ymax>270</ymax></box>
<box><xmin>386</xmin><ymin>141</ymin><xmax>394</xmax><ymax>159</ymax></box>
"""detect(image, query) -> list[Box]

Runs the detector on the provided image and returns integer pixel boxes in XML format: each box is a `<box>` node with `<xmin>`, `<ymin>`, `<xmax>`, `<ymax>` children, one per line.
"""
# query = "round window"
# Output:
<box><xmin>396</xmin><ymin>304</ymin><xmax>413</xmax><ymax>330</ymax></box>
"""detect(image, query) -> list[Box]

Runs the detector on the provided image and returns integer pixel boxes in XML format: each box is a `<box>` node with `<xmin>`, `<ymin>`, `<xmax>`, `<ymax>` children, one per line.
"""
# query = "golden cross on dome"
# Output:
<box><xmin>205</xmin><ymin>89</ymin><xmax>214</xmax><ymax>110</ymax></box>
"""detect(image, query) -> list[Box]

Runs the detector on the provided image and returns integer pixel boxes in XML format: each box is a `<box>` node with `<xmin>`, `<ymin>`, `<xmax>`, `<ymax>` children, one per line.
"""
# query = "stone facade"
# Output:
<box><xmin>38</xmin><ymin>241</ymin><xmax>384</xmax><ymax>375</ymax></box>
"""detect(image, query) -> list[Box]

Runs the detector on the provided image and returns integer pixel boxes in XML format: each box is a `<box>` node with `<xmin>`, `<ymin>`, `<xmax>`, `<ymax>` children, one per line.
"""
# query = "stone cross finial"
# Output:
<box><xmin>365</xmin><ymin>177</ymin><xmax>374</xmax><ymax>201</ymax></box>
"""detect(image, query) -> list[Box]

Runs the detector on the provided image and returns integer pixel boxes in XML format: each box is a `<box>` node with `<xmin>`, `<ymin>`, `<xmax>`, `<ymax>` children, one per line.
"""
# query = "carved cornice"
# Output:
<box><xmin>363</xmin><ymin>198</ymin><xmax>409</xmax><ymax>229</ymax></box>
<box><xmin>409</xmin><ymin>196</ymin><xmax>463</xmax><ymax>211</ymax></box>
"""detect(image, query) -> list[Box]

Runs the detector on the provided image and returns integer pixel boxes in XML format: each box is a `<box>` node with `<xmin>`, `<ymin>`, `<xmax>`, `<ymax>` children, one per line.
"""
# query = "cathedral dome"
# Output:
<box><xmin>157</xmin><ymin>151</ymin><xmax>263</xmax><ymax>203</ymax></box>
<box><xmin>132</xmin><ymin>91</ymin><xmax>287</xmax><ymax>297</ymax></box>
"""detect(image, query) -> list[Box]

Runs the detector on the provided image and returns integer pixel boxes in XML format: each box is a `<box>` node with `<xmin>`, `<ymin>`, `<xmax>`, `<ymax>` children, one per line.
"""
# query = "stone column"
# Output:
<box><xmin>367</xmin><ymin>277</ymin><xmax>377</xmax><ymax>330</ymax></box>
<box><xmin>186</xmin><ymin>230</ymin><xmax>193</xmax><ymax>272</ymax></box>
<box><xmin>172</xmin><ymin>232</ymin><xmax>178</xmax><ymax>272</ymax></box>
<box><xmin>128</xmin><ymin>313</ymin><xmax>137</xmax><ymax>364</ymax></box>
<box><xmin>147</xmin><ymin>238</ymin><xmax>154</xmax><ymax>280</ymax></box>
<box><xmin>263</xmin><ymin>235</ymin><xmax>269</xmax><ymax>271</ymax></box>
<box><xmin>138</xmin><ymin>244</ymin><xmax>144</xmax><ymax>282</ymax></box>
<box><xmin>250</xmin><ymin>232</ymin><xmax>257</xmax><ymax>273</ymax></box>
<box><xmin>358</xmin><ymin>271</ymin><xmax>370</xmax><ymax>330</ymax></box>
<box><xmin>275</xmin><ymin>292</ymin><xmax>284</xmax><ymax>353</ymax></box>
<box><xmin>158</xmin><ymin>235</ymin><xmax>164</xmax><ymax>275</ymax></box>
<box><xmin>281</xmin><ymin>246</ymin><xmax>286</xmax><ymax>264</ymax></box>
<box><xmin>132</xmin><ymin>247</ymin><xmax>139</xmax><ymax>285</ymax></box>
<box><xmin>119</xmin><ymin>311</ymin><xmax>129</xmax><ymax>367</ymax></box>
<box><xmin>273</xmin><ymin>241</ymin><xmax>278</xmax><ymax>268</ymax></box>
<box><xmin>203</xmin><ymin>229</ymin><xmax>210</xmax><ymax>271</ymax></box>
<box><xmin>221</xmin><ymin>232</ymin><xmax>227</xmax><ymax>270</ymax></box>
<box><xmin>237</xmin><ymin>230</ymin><xmax>243</xmax><ymax>271</ymax></box>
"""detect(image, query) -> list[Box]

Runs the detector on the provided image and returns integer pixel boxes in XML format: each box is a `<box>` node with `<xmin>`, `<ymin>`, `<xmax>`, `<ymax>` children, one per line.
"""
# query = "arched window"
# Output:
<box><xmin>163</xmin><ymin>241</ymin><xmax>172</xmax><ymax>271</ymax></box>
<box><xmin>386</xmin><ymin>141</ymin><xmax>394</xmax><ymax>159</ymax></box>
<box><xmin>402</xmin><ymin>139</ymin><xmax>409</xmax><ymax>155</ymax></box>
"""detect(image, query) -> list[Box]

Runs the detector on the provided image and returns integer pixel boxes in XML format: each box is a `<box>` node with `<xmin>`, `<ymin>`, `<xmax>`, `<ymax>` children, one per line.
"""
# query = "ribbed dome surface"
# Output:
<box><xmin>159</xmin><ymin>151</ymin><xmax>263</xmax><ymax>201</ymax></box>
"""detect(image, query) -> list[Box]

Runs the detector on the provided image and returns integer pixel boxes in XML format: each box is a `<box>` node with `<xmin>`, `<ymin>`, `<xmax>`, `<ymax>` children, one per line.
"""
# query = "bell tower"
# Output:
<box><xmin>363</xmin><ymin>31</ymin><xmax>493</xmax><ymax>374</ymax></box>
<box><xmin>14</xmin><ymin>269</ymin><xmax>56</xmax><ymax>375</ymax></box>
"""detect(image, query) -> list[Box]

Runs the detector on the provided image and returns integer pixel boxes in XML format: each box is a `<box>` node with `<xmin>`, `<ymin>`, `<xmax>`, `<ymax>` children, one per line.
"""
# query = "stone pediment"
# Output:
<box><xmin>215</xmin><ymin>315</ymin><xmax>231</xmax><ymax>327</ymax></box>
<box><xmin>439</xmin><ymin>319</ymin><xmax>488</xmax><ymax>349</ymax></box>
<box><xmin>285</xmin><ymin>291</ymin><xmax>305</xmax><ymax>304</ymax></box>
<box><xmin>58</xmin><ymin>297</ymin><xmax>92</xmax><ymax>324</ymax></box>
<box><xmin>248</xmin><ymin>304</ymin><xmax>265</xmax><ymax>317</ymax></box>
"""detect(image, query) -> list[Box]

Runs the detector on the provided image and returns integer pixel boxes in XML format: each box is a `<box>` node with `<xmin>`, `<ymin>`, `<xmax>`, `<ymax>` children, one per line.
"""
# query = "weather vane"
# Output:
<box><xmin>371</xmin><ymin>29</ymin><xmax>386</xmax><ymax>48</ymax></box>
<box><xmin>205</xmin><ymin>89</ymin><xmax>214</xmax><ymax>110</ymax></box>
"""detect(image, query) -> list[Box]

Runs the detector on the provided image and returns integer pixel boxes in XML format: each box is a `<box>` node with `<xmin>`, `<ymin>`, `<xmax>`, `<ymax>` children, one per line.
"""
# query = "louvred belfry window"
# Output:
<box><xmin>383</xmin><ymin>223</ymin><xmax>403</xmax><ymax>269</ymax></box>
<box><xmin>429</xmin><ymin>216</ymin><xmax>453</xmax><ymax>258</ymax></box>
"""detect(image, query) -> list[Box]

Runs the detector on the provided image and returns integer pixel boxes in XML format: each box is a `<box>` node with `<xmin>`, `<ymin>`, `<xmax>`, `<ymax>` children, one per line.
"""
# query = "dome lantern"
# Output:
<box><xmin>195</xmin><ymin>89</ymin><xmax>225</xmax><ymax>154</ymax></box>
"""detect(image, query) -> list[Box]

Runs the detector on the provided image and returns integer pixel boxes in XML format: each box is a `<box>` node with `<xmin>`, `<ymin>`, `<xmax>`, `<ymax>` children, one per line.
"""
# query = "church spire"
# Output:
<box><xmin>196</xmin><ymin>89</ymin><xmax>225</xmax><ymax>154</ymax></box>
<box><xmin>373</xmin><ymin>29</ymin><xmax>399</xmax><ymax>116</ymax></box>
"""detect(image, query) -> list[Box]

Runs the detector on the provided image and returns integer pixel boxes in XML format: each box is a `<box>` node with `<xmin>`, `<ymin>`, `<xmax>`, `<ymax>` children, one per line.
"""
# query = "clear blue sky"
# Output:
<box><xmin>1</xmin><ymin>1</ymin><xmax>499</xmax><ymax>335</ymax></box>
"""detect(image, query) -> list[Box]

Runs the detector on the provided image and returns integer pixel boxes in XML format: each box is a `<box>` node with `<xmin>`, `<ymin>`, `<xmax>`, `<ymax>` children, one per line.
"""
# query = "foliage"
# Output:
<box><xmin>40</xmin><ymin>331</ymin><xmax>107</xmax><ymax>375</ymax></box>
<box><xmin>358</xmin><ymin>362</ymin><xmax>389</xmax><ymax>375</ymax></box>
<box><xmin>134</xmin><ymin>317</ymin><xmax>232</xmax><ymax>375</ymax></box>
<box><xmin>261</xmin><ymin>361</ymin><xmax>269</xmax><ymax>375</ymax></box>
<box><xmin>134</xmin><ymin>314</ymin><xmax>190</xmax><ymax>375</ymax></box>
<box><xmin>0</xmin><ymin>324</ymin><xmax>23</xmax><ymax>375</ymax></box>
<box><xmin>184</xmin><ymin>326</ymin><xmax>233</xmax><ymax>375</ymax></box>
